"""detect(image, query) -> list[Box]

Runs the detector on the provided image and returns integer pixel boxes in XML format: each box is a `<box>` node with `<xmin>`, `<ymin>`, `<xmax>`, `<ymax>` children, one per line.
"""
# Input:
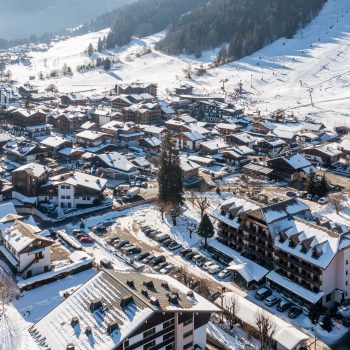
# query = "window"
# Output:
<box><xmin>66</xmin><ymin>195</ymin><xmax>71</xmax><ymax>199</ymax></box>
<box><xmin>144</xmin><ymin>340</ymin><xmax>155</xmax><ymax>350</ymax></box>
<box><xmin>61</xmin><ymin>195</ymin><xmax>66</xmax><ymax>199</ymax></box>
<box><xmin>183</xmin><ymin>342</ymin><xmax>193</xmax><ymax>350</ymax></box>
<box><xmin>143</xmin><ymin>328</ymin><xmax>155</xmax><ymax>339</ymax></box>
<box><xmin>163</xmin><ymin>318</ymin><xmax>175</xmax><ymax>329</ymax></box>
<box><xmin>346</xmin><ymin>260</ymin><xmax>349</xmax><ymax>265</ymax></box>
<box><xmin>346</xmin><ymin>281</ymin><xmax>348</xmax><ymax>286</ymax></box>
<box><xmin>163</xmin><ymin>332</ymin><xmax>174</xmax><ymax>341</ymax></box>
<box><xmin>183</xmin><ymin>317</ymin><xmax>192</xmax><ymax>327</ymax></box>
<box><xmin>183</xmin><ymin>330</ymin><xmax>193</xmax><ymax>339</ymax></box>
<box><xmin>347</xmin><ymin>271</ymin><xmax>349</xmax><ymax>276</ymax></box>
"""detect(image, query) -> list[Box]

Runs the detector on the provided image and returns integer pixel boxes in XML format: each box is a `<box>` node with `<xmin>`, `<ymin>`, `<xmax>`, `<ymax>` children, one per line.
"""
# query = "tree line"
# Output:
<box><xmin>156</xmin><ymin>0</ymin><xmax>326</xmax><ymax>58</ymax></box>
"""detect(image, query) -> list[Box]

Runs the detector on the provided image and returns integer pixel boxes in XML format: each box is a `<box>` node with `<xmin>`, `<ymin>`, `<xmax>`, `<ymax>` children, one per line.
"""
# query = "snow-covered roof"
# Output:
<box><xmin>182</xmin><ymin>131</ymin><xmax>205</xmax><ymax>141</ymax></box>
<box><xmin>0</xmin><ymin>202</ymin><xmax>17</xmax><ymax>219</ymax></box>
<box><xmin>200</xmin><ymin>140</ymin><xmax>229</xmax><ymax>151</ymax></box>
<box><xmin>282</xmin><ymin>154</ymin><xmax>311</xmax><ymax>170</ymax></box>
<box><xmin>180</xmin><ymin>157</ymin><xmax>201</xmax><ymax>172</ymax></box>
<box><xmin>97</xmin><ymin>152</ymin><xmax>137</xmax><ymax>173</ymax></box>
<box><xmin>50</xmin><ymin>172</ymin><xmax>107</xmax><ymax>192</ymax></box>
<box><xmin>217</xmin><ymin>292</ymin><xmax>310</xmax><ymax>350</ymax></box>
<box><xmin>76</xmin><ymin>130</ymin><xmax>106</xmax><ymax>140</ymax></box>
<box><xmin>40</xmin><ymin>136</ymin><xmax>69</xmax><ymax>148</ymax></box>
<box><xmin>30</xmin><ymin>270</ymin><xmax>219</xmax><ymax>350</ymax></box>
<box><xmin>209</xmin><ymin>239</ymin><xmax>268</xmax><ymax>282</ymax></box>
<box><xmin>12</xmin><ymin>163</ymin><xmax>48</xmax><ymax>177</ymax></box>
<box><xmin>338</xmin><ymin>138</ymin><xmax>350</xmax><ymax>152</ymax></box>
<box><xmin>308</xmin><ymin>144</ymin><xmax>342</xmax><ymax>157</ymax></box>
<box><xmin>274</xmin><ymin>218</ymin><xmax>348</xmax><ymax>269</ymax></box>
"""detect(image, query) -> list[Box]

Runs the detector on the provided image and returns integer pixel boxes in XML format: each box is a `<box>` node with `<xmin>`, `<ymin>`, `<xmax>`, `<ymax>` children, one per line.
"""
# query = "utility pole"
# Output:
<box><xmin>220</xmin><ymin>78</ymin><xmax>228</xmax><ymax>92</ymax></box>
<box><xmin>308</xmin><ymin>88</ymin><xmax>314</xmax><ymax>106</ymax></box>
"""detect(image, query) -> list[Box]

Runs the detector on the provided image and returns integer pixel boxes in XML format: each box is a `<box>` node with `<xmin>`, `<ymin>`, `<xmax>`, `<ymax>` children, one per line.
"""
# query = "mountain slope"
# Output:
<box><xmin>156</xmin><ymin>0</ymin><xmax>326</xmax><ymax>58</ymax></box>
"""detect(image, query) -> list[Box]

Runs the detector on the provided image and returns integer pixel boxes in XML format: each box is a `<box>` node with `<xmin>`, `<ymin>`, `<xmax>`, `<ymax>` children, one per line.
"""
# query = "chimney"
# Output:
<box><xmin>107</xmin><ymin>321</ymin><xmax>119</xmax><ymax>335</ymax></box>
<box><xmin>71</xmin><ymin>316</ymin><xmax>79</xmax><ymax>327</ymax></box>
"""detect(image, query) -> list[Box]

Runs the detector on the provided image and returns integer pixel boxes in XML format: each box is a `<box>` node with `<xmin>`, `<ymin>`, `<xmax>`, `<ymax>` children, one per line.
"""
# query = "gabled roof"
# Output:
<box><xmin>30</xmin><ymin>270</ymin><xmax>219</xmax><ymax>350</ymax></box>
<box><xmin>13</xmin><ymin>163</ymin><xmax>48</xmax><ymax>177</ymax></box>
<box><xmin>97</xmin><ymin>152</ymin><xmax>137</xmax><ymax>173</ymax></box>
<box><xmin>49</xmin><ymin>172</ymin><xmax>107</xmax><ymax>192</ymax></box>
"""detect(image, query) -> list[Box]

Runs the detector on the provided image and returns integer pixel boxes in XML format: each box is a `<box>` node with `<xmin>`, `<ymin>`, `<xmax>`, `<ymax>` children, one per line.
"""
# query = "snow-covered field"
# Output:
<box><xmin>8</xmin><ymin>0</ymin><xmax>350</xmax><ymax>127</ymax></box>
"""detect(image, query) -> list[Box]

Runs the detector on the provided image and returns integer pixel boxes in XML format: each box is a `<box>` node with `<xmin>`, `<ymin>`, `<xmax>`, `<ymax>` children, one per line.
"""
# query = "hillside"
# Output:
<box><xmin>156</xmin><ymin>0</ymin><xmax>326</xmax><ymax>58</ymax></box>
<box><xmin>7</xmin><ymin>0</ymin><xmax>350</xmax><ymax>127</ymax></box>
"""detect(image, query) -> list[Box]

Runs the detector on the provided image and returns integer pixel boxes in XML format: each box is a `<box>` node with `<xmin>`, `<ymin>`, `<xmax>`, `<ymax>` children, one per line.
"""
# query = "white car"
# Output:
<box><xmin>218</xmin><ymin>269</ymin><xmax>231</xmax><ymax>279</ymax></box>
<box><xmin>208</xmin><ymin>264</ymin><xmax>221</xmax><ymax>274</ymax></box>
<box><xmin>203</xmin><ymin>261</ymin><xmax>215</xmax><ymax>270</ymax></box>
<box><xmin>318</xmin><ymin>197</ymin><xmax>328</xmax><ymax>204</ymax></box>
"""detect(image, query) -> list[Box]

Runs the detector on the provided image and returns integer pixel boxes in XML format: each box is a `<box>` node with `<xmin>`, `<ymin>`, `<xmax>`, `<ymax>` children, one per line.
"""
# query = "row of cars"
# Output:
<box><xmin>141</xmin><ymin>226</ymin><xmax>182</xmax><ymax>250</ymax></box>
<box><xmin>255</xmin><ymin>287</ymin><xmax>302</xmax><ymax>319</ymax></box>
<box><xmin>106</xmin><ymin>234</ymin><xmax>175</xmax><ymax>275</ymax></box>
<box><xmin>141</xmin><ymin>226</ymin><xmax>232</xmax><ymax>279</ymax></box>
<box><xmin>72</xmin><ymin>229</ymin><xmax>94</xmax><ymax>243</ymax></box>
<box><xmin>106</xmin><ymin>235</ymin><xmax>141</xmax><ymax>256</ymax></box>
<box><xmin>179</xmin><ymin>248</ymin><xmax>232</xmax><ymax>278</ymax></box>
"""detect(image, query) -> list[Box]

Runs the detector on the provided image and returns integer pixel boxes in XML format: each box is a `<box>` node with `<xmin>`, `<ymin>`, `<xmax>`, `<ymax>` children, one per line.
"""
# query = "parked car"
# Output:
<box><xmin>218</xmin><ymin>269</ymin><xmax>232</xmax><ymax>279</ymax></box>
<box><xmin>208</xmin><ymin>264</ymin><xmax>221</xmax><ymax>274</ymax></box>
<box><xmin>288</xmin><ymin>306</ymin><xmax>302</xmax><ymax>319</ymax></box>
<box><xmin>114</xmin><ymin>240</ymin><xmax>129</xmax><ymax>249</ymax></box>
<box><xmin>154</xmin><ymin>262</ymin><xmax>168</xmax><ymax>271</ymax></box>
<box><xmin>286</xmin><ymin>191</ymin><xmax>296</xmax><ymax>198</ymax></box>
<box><xmin>318</xmin><ymin>197</ymin><xmax>328</xmax><ymax>204</ymax></box>
<box><xmin>264</xmin><ymin>295</ymin><xmax>280</xmax><ymax>307</ymax></box>
<box><xmin>149</xmin><ymin>255</ymin><xmax>166</xmax><ymax>266</ymax></box>
<box><xmin>255</xmin><ymin>287</ymin><xmax>272</xmax><ymax>301</ymax></box>
<box><xmin>160</xmin><ymin>265</ymin><xmax>173</xmax><ymax>274</ymax></box>
<box><xmin>203</xmin><ymin>261</ymin><xmax>215</xmax><ymax>270</ymax></box>
<box><xmin>208</xmin><ymin>292</ymin><xmax>221</xmax><ymax>302</ymax></box>
<box><xmin>180</xmin><ymin>248</ymin><xmax>192</xmax><ymax>256</ymax></box>
<box><xmin>296</xmin><ymin>191</ymin><xmax>307</xmax><ymax>198</ymax></box>
<box><xmin>192</xmin><ymin>254</ymin><xmax>202</xmax><ymax>263</ymax></box>
<box><xmin>100</xmin><ymin>258</ymin><xmax>112</xmax><ymax>269</ymax></box>
<box><xmin>72</xmin><ymin>229</ymin><xmax>82</xmax><ymax>236</ymax></box>
<box><xmin>184</xmin><ymin>251</ymin><xmax>195</xmax><ymax>260</ymax></box>
<box><xmin>196</xmin><ymin>257</ymin><xmax>208</xmax><ymax>267</ymax></box>
<box><xmin>80</xmin><ymin>236</ymin><xmax>94</xmax><ymax>243</ymax></box>
<box><xmin>141</xmin><ymin>225</ymin><xmax>151</xmax><ymax>232</ymax></box>
<box><xmin>277</xmin><ymin>300</ymin><xmax>292</xmax><ymax>312</ymax></box>
<box><xmin>106</xmin><ymin>236</ymin><xmax>119</xmax><ymax>245</ymax></box>
<box><xmin>155</xmin><ymin>233</ymin><xmax>170</xmax><ymax>242</ymax></box>
<box><xmin>141</xmin><ymin>255</ymin><xmax>154</xmax><ymax>264</ymax></box>
<box><xmin>306</xmin><ymin>194</ymin><xmax>313</xmax><ymax>200</ymax></box>
<box><xmin>135</xmin><ymin>252</ymin><xmax>150</xmax><ymax>261</ymax></box>
<box><xmin>140</xmin><ymin>182</ymin><xmax>148</xmax><ymax>188</ymax></box>
<box><xmin>163</xmin><ymin>239</ymin><xmax>173</xmax><ymax>246</ymax></box>
<box><xmin>168</xmin><ymin>242</ymin><xmax>182</xmax><ymax>250</ymax></box>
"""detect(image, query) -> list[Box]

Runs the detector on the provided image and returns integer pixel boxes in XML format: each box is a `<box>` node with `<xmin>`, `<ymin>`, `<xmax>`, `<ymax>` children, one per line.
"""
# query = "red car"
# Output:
<box><xmin>80</xmin><ymin>236</ymin><xmax>94</xmax><ymax>243</ymax></box>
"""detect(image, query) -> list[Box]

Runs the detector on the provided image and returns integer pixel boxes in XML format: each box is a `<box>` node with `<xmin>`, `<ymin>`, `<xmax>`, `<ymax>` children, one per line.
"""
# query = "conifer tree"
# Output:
<box><xmin>87</xmin><ymin>43</ymin><xmax>94</xmax><ymax>57</ymax></box>
<box><xmin>316</xmin><ymin>173</ymin><xmax>329</xmax><ymax>197</ymax></box>
<box><xmin>158</xmin><ymin>133</ymin><xmax>184</xmax><ymax>207</ymax></box>
<box><xmin>197</xmin><ymin>214</ymin><xmax>214</xmax><ymax>246</ymax></box>
<box><xmin>308</xmin><ymin>304</ymin><xmax>321</xmax><ymax>325</ymax></box>
<box><xmin>306</xmin><ymin>172</ymin><xmax>317</xmax><ymax>195</ymax></box>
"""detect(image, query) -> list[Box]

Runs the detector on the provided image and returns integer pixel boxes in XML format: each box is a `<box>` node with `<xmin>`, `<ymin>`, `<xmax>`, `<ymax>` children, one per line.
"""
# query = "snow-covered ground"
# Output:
<box><xmin>8</xmin><ymin>0</ymin><xmax>350</xmax><ymax>127</ymax></box>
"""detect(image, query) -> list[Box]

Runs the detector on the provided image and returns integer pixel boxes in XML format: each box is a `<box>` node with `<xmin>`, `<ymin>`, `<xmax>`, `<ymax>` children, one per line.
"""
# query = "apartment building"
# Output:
<box><xmin>0</xmin><ymin>204</ymin><xmax>53</xmax><ymax>278</ymax></box>
<box><xmin>29</xmin><ymin>270</ymin><xmax>219</xmax><ymax>350</ymax></box>
<box><xmin>212</xmin><ymin>197</ymin><xmax>350</xmax><ymax>308</ymax></box>
<box><xmin>38</xmin><ymin>172</ymin><xmax>108</xmax><ymax>210</ymax></box>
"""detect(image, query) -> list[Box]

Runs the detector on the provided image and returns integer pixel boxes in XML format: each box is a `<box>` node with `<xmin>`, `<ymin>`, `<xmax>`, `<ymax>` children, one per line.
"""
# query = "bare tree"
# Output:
<box><xmin>157</xmin><ymin>200</ymin><xmax>171</xmax><ymax>220</ymax></box>
<box><xmin>224</xmin><ymin>294</ymin><xmax>240</xmax><ymax>329</ymax></box>
<box><xmin>255</xmin><ymin>310</ymin><xmax>276</xmax><ymax>350</ymax></box>
<box><xmin>183</xmin><ymin>64</ymin><xmax>193</xmax><ymax>80</ymax></box>
<box><xmin>0</xmin><ymin>267</ymin><xmax>19</xmax><ymax>318</ymax></box>
<box><xmin>328</xmin><ymin>193</ymin><xmax>346</xmax><ymax>215</ymax></box>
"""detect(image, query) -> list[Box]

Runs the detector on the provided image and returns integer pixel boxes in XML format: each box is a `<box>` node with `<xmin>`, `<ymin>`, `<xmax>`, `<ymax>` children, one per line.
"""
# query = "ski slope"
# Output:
<box><xmin>8</xmin><ymin>0</ymin><xmax>350</xmax><ymax>127</ymax></box>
